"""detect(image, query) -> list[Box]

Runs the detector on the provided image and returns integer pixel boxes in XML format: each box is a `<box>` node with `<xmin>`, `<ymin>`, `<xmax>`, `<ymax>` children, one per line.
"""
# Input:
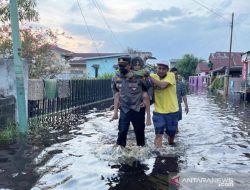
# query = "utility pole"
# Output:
<box><xmin>9</xmin><ymin>0</ymin><xmax>28</xmax><ymax>133</ymax></box>
<box><xmin>225</xmin><ymin>12</ymin><xmax>234</xmax><ymax>97</ymax></box>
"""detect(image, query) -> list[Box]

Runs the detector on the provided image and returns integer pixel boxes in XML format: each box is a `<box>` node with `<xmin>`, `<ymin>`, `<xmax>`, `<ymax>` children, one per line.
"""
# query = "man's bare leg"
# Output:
<box><xmin>168</xmin><ymin>136</ymin><xmax>175</xmax><ymax>145</ymax></box>
<box><xmin>143</xmin><ymin>92</ymin><xmax>152</xmax><ymax>126</ymax></box>
<box><xmin>154</xmin><ymin>134</ymin><xmax>163</xmax><ymax>148</ymax></box>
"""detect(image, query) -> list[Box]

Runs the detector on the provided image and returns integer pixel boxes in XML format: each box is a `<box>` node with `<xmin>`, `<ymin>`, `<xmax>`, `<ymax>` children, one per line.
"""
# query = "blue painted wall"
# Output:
<box><xmin>86</xmin><ymin>57</ymin><xmax>118</xmax><ymax>78</ymax></box>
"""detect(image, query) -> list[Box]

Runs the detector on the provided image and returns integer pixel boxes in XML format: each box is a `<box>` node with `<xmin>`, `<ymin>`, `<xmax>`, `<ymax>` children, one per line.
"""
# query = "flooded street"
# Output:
<box><xmin>1</xmin><ymin>89</ymin><xmax>250</xmax><ymax>190</ymax></box>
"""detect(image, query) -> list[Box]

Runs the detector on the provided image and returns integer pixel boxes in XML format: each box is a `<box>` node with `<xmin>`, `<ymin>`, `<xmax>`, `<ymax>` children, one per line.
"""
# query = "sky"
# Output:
<box><xmin>31</xmin><ymin>0</ymin><xmax>250</xmax><ymax>61</ymax></box>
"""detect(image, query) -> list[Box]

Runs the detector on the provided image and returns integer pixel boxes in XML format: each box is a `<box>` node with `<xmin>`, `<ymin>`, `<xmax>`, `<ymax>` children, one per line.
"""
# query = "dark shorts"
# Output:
<box><xmin>152</xmin><ymin>111</ymin><xmax>179</xmax><ymax>137</ymax></box>
<box><xmin>177</xmin><ymin>104</ymin><xmax>182</xmax><ymax>121</ymax></box>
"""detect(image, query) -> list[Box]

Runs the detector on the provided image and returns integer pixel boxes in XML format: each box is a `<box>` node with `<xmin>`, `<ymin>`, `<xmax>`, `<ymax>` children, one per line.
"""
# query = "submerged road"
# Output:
<box><xmin>1</xmin><ymin>89</ymin><xmax>250</xmax><ymax>190</ymax></box>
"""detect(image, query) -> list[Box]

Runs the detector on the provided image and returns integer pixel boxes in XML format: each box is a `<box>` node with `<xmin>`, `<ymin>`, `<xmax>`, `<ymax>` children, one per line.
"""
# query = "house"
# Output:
<box><xmin>68</xmin><ymin>53</ymin><xmax>129</xmax><ymax>78</ymax></box>
<box><xmin>50</xmin><ymin>45</ymin><xmax>73</xmax><ymax>61</ymax></box>
<box><xmin>48</xmin><ymin>46</ymin><xmax>129</xmax><ymax>79</ymax></box>
<box><xmin>209</xmin><ymin>51</ymin><xmax>243</xmax><ymax>77</ymax></box>
<box><xmin>240</xmin><ymin>51</ymin><xmax>250</xmax><ymax>101</ymax></box>
<box><xmin>51</xmin><ymin>46</ymin><xmax>155</xmax><ymax>79</ymax></box>
<box><xmin>169</xmin><ymin>59</ymin><xmax>180</xmax><ymax>69</ymax></box>
<box><xmin>195</xmin><ymin>61</ymin><xmax>210</xmax><ymax>76</ymax></box>
<box><xmin>241</xmin><ymin>51</ymin><xmax>250</xmax><ymax>82</ymax></box>
<box><xmin>45</xmin><ymin>45</ymin><xmax>74</xmax><ymax>79</ymax></box>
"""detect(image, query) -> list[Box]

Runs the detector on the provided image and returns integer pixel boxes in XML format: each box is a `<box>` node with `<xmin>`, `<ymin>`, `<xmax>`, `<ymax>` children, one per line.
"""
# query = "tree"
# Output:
<box><xmin>21</xmin><ymin>27</ymin><xmax>67</xmax><ymax>79</ymax></box>
<box><xmin>0</xmin><ymin>0</ymin><xmax>39</xmax><ymax>23</ymax></box>
<box><xmin>0</xmin><ymin>0</ymin><xmax>69</xmax><ymax>79</ymax></box>
<box><xmin>0</xmin><ymin>26</ymin><xmax>67</xmax><ymax>78</ymax></box>
<box><xmin>176</xmin><ymin>54</ymin><xmax>200</xmax><ymax>80</ymax></box>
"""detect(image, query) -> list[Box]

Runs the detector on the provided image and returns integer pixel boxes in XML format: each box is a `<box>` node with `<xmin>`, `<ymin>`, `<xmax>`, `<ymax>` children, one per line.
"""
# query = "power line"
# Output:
<box><xmin>91</xmin><ymin>0</ymin><xmax>125</xmax><ymax>51</ymax></box>
<box><xmin>76</xmin><ymin>0</ymin><xmax>100</xmax><ymax>55</ymax></box>
<box><xmin>190</xmin><ymin>0</ymin><xmax>230</xmax><ymax>23</ymax></box>
<box><xmin>190</xmin><ymin>0</ymin><xmax>233</xmax><ymax>55</ymax></box>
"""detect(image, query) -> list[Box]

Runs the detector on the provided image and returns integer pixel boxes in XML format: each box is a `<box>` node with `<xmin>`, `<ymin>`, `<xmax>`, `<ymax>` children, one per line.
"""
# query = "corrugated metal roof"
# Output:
<box><xmin>209</xmin><ymin>52</ymin><xmax>243</xmax><ymax>70</ymax></box>
<box><xmin>196</xmin><ymin>62</ymin><xmax>210</xmax><ymax>73</ymax></box>
<box><xmin>69</xmin><ymin>53</ymin><xmax>129</xmax><ymax>64</ymax></box>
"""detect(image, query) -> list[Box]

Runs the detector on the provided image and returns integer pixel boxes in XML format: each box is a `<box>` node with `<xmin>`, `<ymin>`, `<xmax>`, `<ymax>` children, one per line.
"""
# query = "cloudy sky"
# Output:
<box><xmin>32</xmin><ymin>0</ymin><xmax>250</xmax><ymax>61</ymax></box>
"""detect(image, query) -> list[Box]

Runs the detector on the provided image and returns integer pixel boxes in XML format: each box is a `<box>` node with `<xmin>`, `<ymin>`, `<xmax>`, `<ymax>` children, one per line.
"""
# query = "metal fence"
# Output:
<box><xmin>28</xmin><ymin>79</ymin><xmax>113</xmax><ymax>122</ymax></box>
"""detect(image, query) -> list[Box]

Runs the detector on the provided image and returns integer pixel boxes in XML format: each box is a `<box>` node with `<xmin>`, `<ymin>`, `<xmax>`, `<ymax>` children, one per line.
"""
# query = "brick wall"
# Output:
<box><xmin>0</xmin><ymin>96</ymin><xmax>16</xmax><ymax>128</ymax></box>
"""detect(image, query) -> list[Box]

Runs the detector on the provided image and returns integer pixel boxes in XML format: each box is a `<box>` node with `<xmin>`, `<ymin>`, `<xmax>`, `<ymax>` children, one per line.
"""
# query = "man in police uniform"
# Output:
<box><xmin>112</xmin><ymin>56</ymin><xmax>150</xmax><ymax>147</ymax></box>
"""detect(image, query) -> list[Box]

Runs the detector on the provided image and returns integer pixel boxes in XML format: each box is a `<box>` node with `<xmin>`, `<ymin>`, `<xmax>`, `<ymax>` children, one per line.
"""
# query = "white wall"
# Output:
<box><xmin>0</xmin><ymin>58</ymin><xmax>28</xmax><ymax>120</ymax></box>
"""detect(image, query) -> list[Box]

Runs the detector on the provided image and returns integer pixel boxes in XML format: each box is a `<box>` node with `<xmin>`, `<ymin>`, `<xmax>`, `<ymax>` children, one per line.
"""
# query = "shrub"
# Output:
<box><xmin>209</xmin><ymin>76</ymin><xmax>224</xmax><ymax>91</ymax></box>
<box><xmin>96</xmin><ymin>73</ymin><xmax>114</xmax><ymax>79</ymax></box>
<box><xmin>0</xmin><ymin>123</ymin><xmax>18</xmax><ymax>141</ymax></box>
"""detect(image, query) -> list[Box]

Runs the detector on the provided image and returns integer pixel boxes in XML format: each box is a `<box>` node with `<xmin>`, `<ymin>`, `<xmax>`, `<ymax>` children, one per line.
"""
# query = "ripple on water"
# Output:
<box><xmin>31</xmin><ymin>90</ymin><xmax>250</xmax><ymax>190</ymax></box>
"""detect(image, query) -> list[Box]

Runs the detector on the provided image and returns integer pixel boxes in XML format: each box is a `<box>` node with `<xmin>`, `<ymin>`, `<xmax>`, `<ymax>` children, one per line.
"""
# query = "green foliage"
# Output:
<box><xmin>21</xmin><ymin>28</ymin><xmax>66</xmax><ymax>79</ymax></box>
<box><xmin>28</xmin><ymin>118</ymin><xmax>49</xmax><ymax>135</ymax></box>
<box><xmin>208</xmin><ymin>61</ymin><xmax>213</xmax><ymax>70</ymax></box>
<box><xmin>0</xmin><ymin>26</ymin><xmax>68</xmax><ymax>78</ymax></box>
<box><xmin>209</xmin><ymin>77</ymin><xmax>224</xmax><ymax>91</ymax></box>
<box><xmin>96</xmin><ymin>73</ymin><xmax>114</xmax><ymax>79</ymax></box>
<box><xmin>176</xmin><ymin>54</ymin><xmax>200</xmax><ymax>80</ymax></box>
<box><xmin>0</xmin><ymin>0</ymin><xmax>69</xmax><ymax>79</ymax></box>
<box><xmin>0</xmin><ymin>123</ymin><xmax>18</xmax><ymax>141</ymax></box>
<box><xmin>0</xmin><ymin>0</ymin><xmax>39</xmax><ymax>23</ymax></box>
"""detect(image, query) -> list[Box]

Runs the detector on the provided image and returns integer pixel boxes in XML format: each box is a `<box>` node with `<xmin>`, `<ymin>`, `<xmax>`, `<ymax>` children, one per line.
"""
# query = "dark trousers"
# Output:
<box><xmin>117</xmin><ymin>108</ymin><xmax>145</xmax><ymax>147</ymax></box>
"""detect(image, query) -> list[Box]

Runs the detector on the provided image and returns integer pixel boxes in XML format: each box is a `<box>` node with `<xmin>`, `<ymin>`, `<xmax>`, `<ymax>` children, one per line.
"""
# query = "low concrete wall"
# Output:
<box><xmin>229</xmin><ymin>77</ymin><xmax>242</xmax><ymax>94</ymax></box>
<box><xmin>0</xmin><ymin>58</ymin><xmax>28</xmax><ymax>122</ymax></box>
<box><xmin>0</xmin><ymin>96</ymin><xmax>16</xmax><ymax>128</ymax></box>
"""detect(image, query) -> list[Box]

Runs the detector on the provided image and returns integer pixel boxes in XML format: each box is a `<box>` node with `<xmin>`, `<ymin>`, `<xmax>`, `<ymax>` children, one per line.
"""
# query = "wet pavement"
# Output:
<box><xmin>0</xmin><ymin>88</ymin><xmax>250</xmax><ymax>190</ymax></box>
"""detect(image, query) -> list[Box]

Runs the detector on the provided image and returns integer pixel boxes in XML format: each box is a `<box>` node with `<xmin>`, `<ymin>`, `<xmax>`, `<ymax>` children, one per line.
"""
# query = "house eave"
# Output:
<box><xmin>83</xmin><ymin>53</ymin><xmax>129</xmax><ymax>60</ymax></box>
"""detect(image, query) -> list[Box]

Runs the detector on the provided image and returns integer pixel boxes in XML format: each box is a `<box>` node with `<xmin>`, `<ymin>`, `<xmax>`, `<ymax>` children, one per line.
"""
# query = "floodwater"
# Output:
<box><xmin>0</xmin><ymin>88</ymin><xmax>250</xmax><ymax>190</ymax></box>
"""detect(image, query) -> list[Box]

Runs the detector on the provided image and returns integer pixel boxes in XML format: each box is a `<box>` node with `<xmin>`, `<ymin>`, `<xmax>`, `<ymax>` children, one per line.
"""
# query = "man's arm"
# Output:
<box><xmin>149</xmin><ymin>73</ymin><xmax>175</xmax><ymax>89</ymax></box>
<box><xmin>149</xmin><ymin>77</ymin><xmax>169</xmax><ymax>89</ymax></box>
<box><xmin>183</xmin><ymin>95</ymin><xmax>189</xmax><ymax>114</ymax></box>
<box><xmin>180</xmin><ymin>82</ymin><xmax>189</xmax><ymax>114</ymax></box>
<box><xmin>111</xmin><ymin>76</ymin><xmax>119</xmax><ymax>95</ymax></box>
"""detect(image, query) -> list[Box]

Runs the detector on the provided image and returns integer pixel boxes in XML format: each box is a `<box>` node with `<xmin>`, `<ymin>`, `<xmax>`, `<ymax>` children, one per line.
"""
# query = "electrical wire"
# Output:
<box><xmin>91</xmin><ymin>0</ymin><xmax>124</xmax><ymax>51</ymax></box>
<box><xmin>190</xmin><ymin>0</ymin><xmax>230</xmax><ymax>23</ymax></box>
<box><xmin>76</xmin><ymin>0</ymin><xmax>100</xmax><ymax>55</ymax></box>
<box><xmin>190</xmin><ymin>0</ymin><xmax>235</xmax><ymax>57</ymax></box>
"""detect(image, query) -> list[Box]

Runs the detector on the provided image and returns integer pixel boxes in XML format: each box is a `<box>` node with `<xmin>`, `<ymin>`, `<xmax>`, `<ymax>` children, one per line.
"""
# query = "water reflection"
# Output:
<box><xmin>0</xmin><ymin>138</ymin><xmax>40</xmax><ymax>190</ymax></box>
<box><xmin>149</xmin><ymin>155</ymin><xmax>179</xmax><ymax>190</ymax></box>
<box><xmin>107</xmin><ymin>155</ymin><xmax>179</xmax><ymax>190</ymax></box>
<box><xmin>0</xmin><ymin>113</ymin><xmax>86</xmax><ymax>190</ymax></box>
<box><xmin>1</xmin><ymin>89</ymin><xmax>250</xmax><ymax>189</ymax></box>
<box><xmin>183</xmin><ymin>89</ymin><xmax>249</xmax><ymax>165</ymax></box>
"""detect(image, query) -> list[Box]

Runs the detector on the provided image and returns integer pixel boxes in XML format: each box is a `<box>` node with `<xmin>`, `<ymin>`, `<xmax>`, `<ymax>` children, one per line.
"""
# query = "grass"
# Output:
<box><xmin>0</xmin><ymin>119</ymin><xmax>51</xmax><ymax>144</ymax></box>
<box><xmin>0</xmin><ymin>123</ymin><xmax>18</xmax><ymax>141</ymax></box>
<box><xmin>0</xmin><ymin>118</ymin><xmax>44</xmax><ymax>141</ymax></box>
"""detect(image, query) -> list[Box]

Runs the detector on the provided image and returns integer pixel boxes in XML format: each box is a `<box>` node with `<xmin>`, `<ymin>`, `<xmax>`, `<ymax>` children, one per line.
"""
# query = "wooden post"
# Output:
<box><xmin>225</xmin><ymin>13</ymin><xmax>234</xmax><ymax>97</ymax></box>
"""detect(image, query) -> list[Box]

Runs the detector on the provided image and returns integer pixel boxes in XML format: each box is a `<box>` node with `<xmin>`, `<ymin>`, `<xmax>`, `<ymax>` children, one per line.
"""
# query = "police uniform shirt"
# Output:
<box><xmin>112</xmin><ymin>74</ymin><xmax>150</xmax><ymax>113</ymax></box>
